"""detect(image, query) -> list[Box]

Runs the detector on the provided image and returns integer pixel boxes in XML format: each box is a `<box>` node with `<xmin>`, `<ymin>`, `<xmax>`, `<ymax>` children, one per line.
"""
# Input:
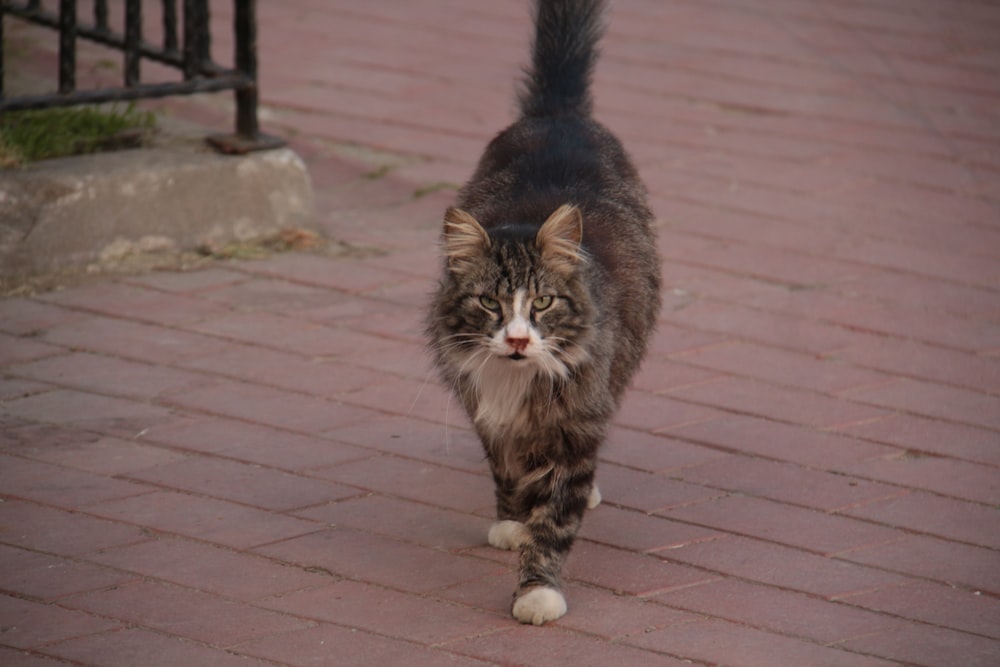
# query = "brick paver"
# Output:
<box><xmin>3</xmin><ymin>1</ymin><xmax>999</xmax><ymax>665</ymax></box>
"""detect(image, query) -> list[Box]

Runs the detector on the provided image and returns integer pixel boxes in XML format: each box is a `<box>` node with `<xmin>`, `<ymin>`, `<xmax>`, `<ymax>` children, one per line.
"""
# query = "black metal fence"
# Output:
<box><xmin>0</xmin><ymin>0</ymin><xmax>282</xmax><ymax>153</ymax></box>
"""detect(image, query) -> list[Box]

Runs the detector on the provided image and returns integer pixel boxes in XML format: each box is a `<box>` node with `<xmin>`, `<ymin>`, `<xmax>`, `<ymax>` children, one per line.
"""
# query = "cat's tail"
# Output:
<box><xmin>518</xmin><ymin>0</ymin><xmax>606</xmax><ymax>118</ymax></box>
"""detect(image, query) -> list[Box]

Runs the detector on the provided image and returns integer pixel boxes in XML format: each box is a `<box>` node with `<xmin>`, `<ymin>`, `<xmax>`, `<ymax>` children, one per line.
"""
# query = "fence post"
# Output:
<box><xmin>207</xmin><ymin>0</ymin><xmax>283</xmax><ymax>153</ymax></box>
<box><xmin>58</xmin><ymin>0</ymin><xmax>76</xmax><ymax>93</ymax></box>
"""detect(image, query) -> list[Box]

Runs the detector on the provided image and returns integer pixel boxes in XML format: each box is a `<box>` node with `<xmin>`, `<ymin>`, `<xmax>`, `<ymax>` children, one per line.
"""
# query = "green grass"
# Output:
<box><xmin>0</xmin><ymin>103</ymin><xmax>157</xmax><ymax>167</ymax></box>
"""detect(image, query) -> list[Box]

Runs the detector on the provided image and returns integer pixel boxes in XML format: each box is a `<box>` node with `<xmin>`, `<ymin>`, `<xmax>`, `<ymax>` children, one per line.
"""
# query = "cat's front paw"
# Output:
<box><xmin>488</xmin><ymin>520</ymin><xmax>528</xmax><ymax>550</ymax></box>
<box><xmin>512</xmin><ymin>586</ymin><xmax>567</xmax><ymax>625</ymax></box>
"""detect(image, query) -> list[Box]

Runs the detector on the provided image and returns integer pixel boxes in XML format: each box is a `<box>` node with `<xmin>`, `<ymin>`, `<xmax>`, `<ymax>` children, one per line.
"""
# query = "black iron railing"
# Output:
<box><xmin>0</xmin><ymin>0</ymin><xmax>282</xmax><ymax>153</ymax></box>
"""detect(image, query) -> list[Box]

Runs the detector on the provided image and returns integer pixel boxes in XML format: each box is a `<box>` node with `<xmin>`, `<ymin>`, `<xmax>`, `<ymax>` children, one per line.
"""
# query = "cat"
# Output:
<box><xmin>426</xmin><ymin>0</ymin><xmax>661</xmax><ymax>625</ymax></box>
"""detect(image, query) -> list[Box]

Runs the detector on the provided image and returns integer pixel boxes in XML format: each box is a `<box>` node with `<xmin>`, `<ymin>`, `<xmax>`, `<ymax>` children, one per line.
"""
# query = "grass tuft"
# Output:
<box><xmin>0</xmin><ymin>103</ymin><xmax>157</xmax><ymax>167</ymax></box>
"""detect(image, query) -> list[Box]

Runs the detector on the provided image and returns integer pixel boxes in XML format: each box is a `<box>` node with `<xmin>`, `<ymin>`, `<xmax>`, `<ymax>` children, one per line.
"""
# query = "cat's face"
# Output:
<box><xmin>433</xmin><ymin>205</ymin><xmax>594</xmax><ymax>381</ymax></box>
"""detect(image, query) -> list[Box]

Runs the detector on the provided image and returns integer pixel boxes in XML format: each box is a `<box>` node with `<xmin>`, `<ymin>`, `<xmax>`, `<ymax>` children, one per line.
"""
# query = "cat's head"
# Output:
<box><xmin>433</xmin><ymin>204</ymin><xmax>595</xmax><ymax>380</ymax></box>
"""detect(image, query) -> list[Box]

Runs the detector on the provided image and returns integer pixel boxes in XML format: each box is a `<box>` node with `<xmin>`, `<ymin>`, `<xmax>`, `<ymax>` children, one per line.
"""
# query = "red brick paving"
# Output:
<box><xmin>3</xmin><ymin>0</ymin><xmax>999</xmax><ymax>665</ymax></box>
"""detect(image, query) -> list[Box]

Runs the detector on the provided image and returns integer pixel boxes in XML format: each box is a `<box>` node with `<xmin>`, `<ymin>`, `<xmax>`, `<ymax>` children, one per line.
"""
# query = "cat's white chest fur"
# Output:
<box><xmin>473</xmin><ymin>356</ymin><xmax>538</xmax><ymax>432</ymax></box>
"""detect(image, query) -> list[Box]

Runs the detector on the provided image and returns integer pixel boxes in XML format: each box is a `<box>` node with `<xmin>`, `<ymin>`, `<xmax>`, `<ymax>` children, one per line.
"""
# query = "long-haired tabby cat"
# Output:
<box><xmin>427</xmin><ymin>0</ymin><xmax>661</xmax><ymax>625</ymax></box>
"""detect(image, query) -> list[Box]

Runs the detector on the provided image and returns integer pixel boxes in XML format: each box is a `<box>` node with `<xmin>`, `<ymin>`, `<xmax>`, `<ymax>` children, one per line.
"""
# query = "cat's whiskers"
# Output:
<box><xmin>432</xmin><ymin>332</ymin><xmax>489</xmax><ymax>354</ymax></box>
<box><xmin>415</xmin><ymin>334</ymin><xmax>486</xmax><ymax>451</ymax></box>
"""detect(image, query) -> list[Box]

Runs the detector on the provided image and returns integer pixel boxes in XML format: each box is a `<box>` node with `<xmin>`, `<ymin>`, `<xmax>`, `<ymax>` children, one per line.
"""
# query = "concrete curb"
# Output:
<box><xmin>0</xmin><ymin>131</ymin><xmax>314</xmax><ymax>287</ymax></box>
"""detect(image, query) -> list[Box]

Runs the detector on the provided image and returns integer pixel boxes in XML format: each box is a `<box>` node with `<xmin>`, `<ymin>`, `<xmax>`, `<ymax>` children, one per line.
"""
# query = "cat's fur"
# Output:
<box><xmin>426</xmin><ymin>0</ymin><xmax>661</xmax><ymax>625</ymax></box>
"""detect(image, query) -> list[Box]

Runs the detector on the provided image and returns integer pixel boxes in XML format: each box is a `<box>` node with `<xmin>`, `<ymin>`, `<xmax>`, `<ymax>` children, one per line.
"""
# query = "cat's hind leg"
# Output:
<box><xmin>587</xmin><ymin>483</ymin><xmax>601</xmax><ymax>509</ymax></box>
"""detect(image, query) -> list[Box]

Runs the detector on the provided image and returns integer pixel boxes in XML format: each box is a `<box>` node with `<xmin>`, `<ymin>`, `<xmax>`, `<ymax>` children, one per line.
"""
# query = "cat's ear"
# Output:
<box><xmin>443</xmin><ymin>207</ymin><xmax>491</xmax><ymax>275</ymax></box>
<box><xmin>537</xmin><ymin>204</ymin><xmax>586</xmax><ymax>272</ymax></box>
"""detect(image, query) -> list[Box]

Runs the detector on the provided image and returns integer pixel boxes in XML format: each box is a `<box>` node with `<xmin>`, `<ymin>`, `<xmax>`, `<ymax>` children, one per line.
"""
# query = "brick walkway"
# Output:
<box><xmin>3</xmin><ymin>1</ymin><xmax>1000</xmax><ymax>665</ymax></box>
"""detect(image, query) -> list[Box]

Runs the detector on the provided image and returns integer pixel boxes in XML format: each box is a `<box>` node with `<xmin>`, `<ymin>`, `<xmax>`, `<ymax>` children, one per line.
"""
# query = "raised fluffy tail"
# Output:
<box><xmin>518</xmin><ymin>0</ymin><xmax>606</xmax><ymax>118</ymax></box>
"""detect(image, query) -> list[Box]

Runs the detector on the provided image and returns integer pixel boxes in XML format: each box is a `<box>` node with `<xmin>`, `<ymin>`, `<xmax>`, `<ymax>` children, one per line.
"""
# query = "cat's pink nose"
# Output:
<box><xmin>506</xmin><ymin>337</ymin><xmax>529</xmax><ymax>353</ymax></box>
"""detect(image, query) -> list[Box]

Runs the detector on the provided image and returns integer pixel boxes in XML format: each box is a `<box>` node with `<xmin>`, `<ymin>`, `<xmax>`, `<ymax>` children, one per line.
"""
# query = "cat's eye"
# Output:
<box><xmin>532</xmin><ymin>295</ymin><xmax>554</xmax><ymax>311</ymax></box>
<box><xmin>479</xmin><ymin>295</ymin><xmax>501</xmax><ymax>312</ymax></box>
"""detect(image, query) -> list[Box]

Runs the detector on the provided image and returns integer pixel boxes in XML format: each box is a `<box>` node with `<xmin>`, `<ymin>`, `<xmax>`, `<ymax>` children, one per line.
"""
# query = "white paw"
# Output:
<box><xmin>512</xmin><ymin>587</ymin><xmax>567</xmax><ymax>625</ymax></box>
<box><xmin>587</xmin><ymin>483</ymin><xmax>601</xmax><ymax>509</ymax></box>
<box><xmin>488</xmin><ymin>520</ymin><xmax>528</xmax><ymax>550</ymax></box>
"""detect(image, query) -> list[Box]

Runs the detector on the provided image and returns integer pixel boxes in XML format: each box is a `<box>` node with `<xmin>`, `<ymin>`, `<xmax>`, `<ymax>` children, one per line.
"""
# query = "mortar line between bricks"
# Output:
<box><xmin>831</xmin><ymin>376</ymin><xmax>1000</xmax><ymax>402</ymax></box>
<box><xmin>0</xmin><ymin>393</ymin><xmax>380</xmax><ymax>482</ymax></box>
<box><xmin>663</xmin><ymin>291</ymin><xmax>999</xmax><ymax>362</ymax></box>
<box><xmin>648</xmin><ymin>366</ymin><xmax>1000</xmax><ymax>436</ymax></box>
<box><xmin>85</xmin><ymin>464</ymin><xmax>497</xmax><ymax>537</ymax></box>
<box><xmin>826</xmin><ymin>500</ymin><xmax>1000</xmax><ymax>558</ymax></box>
<box><xmin>650</xmin><ymin>505</ymin><xmax>909</xmax><ymax>560</ymax></box>
<box><xmin>0</xmin><ymin>370</ymin><xmax>388</xmax><ymax>455</ymax></box>
<box><xmin>38</xmin><ymin>590</ymin><xmax>314</xmax><ymax>664</ymax></box>
<box><xmin>827</xmin><ymin>394</ymin><xmax>1000</xmax><ymax>435</ymax></box>
<box><xmin>615</xmin><ymin>98</ymin><xmax>918</xmax><ymax>158</ymax></box>
<box><xmin>26</xmin><ymin>291</ymin><xmax>416</xmax><ymax>355</ymax></box>
<box><xmin>242</xmin><ymin>578</ymin><xmax>526</xmax><ymax>645</ymax></box>
<box><xmin>147</xmin><ymin>566</ymin><xmax>447</xmax><ymax>646</ymax></box>
<box><xmin>1</xmin><ymin>593</ymin><xmax>153</xmax><ymax>652</ymax></box>
<box><xmin>226</xmin><ymin>250</ymin><xmax>433</xmax><ymax>286</ymax></box>
<box><xmin>655</xmin><ymin>416</ymin><xmax>1000</xmax><ymax>489</ymax></box>
<box><xmin>633</xmin><ymin>93</ymin><xmax>1000</xmax><ymax>176</ymax></box>
<box><xmin>642</xmin><ymin>553</ymin><xmax>889</xmax><ymax>611</ymax></box>
<box><xmin>23</xmin><ymin>293</ymin><xmax>222</xmax><ymax>331</ymax></box>
<box><xmin>0</xmin><ymin>529</ymin><xmax>348</xmax><ymax>605</ymax></box>
<box><xmin>0</xmin><ymin>476</ymin><xmax>162</xmax><ymax>515</ymax></box>
<box><xmin>665</xmin><ymin>157</ymin><xmax>999</xmax><ymax>212</ymax></box>
<box><xmin>132</xmin><ymin>432</ymin><xmax>377</xmax><ymax>479</ymax></box>
<box><xmin>267</xmin><ymin>95</ymin><xmax>506</xmax><ymax>146</ymax></box>
<box><xmin>641</xmin><ymin>466</ymin><xmax>1000</xmax><ymax>550</ymax></box>
<box><xmin>669</xmin><ymin>254</ymin><xmax>1000</xmax><ymax>327</ymax></box>
<box><xmin>46</xmin><ymin>279</ymin><xmax>434</xmax><ymax>360</ymax></box>
<box><xmin>428</xmin><ymin>623</ymin><xmax>706</xmax><ymax>667</ymax></box>
<box><xmin>5</xmin><ymin>339</ymin><xmax>428</xmax><ymax>407</ymax></box>
<box><xmin>112</xmin><ymin>388</ymin><xmax>489</xmax><ymax>482</ymax></box>
<box><xmin>4</xmin><ymin>343</ymin><xmax>460</xmax><ymax>440</ymax></box>
<box><xmin>65</xmin><ymin>497</ymin><xmax>332</xmax><ymax>552</ymax></box>
<box><xmin>621</xmin><ymin>52</ymin><xmax>1000</xmax><ymax>124</ymax></box>
<box><xmin>622</xmin><ymin>89</ymin><xmax>1000</xmax><ymax>168</ymax></box>
<box><xmin>18</xmin><ymin>644</ymin><xmax>132</xmax><ymax>667</ymax></box>
<box><xmin>5</xmin><ymin>588</ymin><xmax>306</xmax><ymax>667</ymax></box>
<box><xmin>826</xmin><ymin>467</ymin><xmax>1000</xmax><ymax>513</ymax></box>
<box><xmin>626</xmin><ymin>83</ymin><xmax>1000</xmax><ymax>159</ymax></box>
<box><xmin>310</xmin><ymin>3</ymin><xmax>526</xmax><ymax>47</ymax></box>
<box><xmin>221</xmin><ymin>577</ymin><xmax>545</xmax><ymax>667</ymax></box>
<box><xmin>625</xmin><ymin>599</ymin><xmax>914</xmax><ymax>667</ymax></box>
<box><xmin>665</xmin><ymin>221</ymin><xmax>1000</xmax><ymax>294</ymax></box>
<box><xmin>617</xmin><ymin>421</ymin><xmax>776</xmax><ymax>464</ymax></box>
<box><xmin>658</xmin><ymin>354</ymin><xmax>901</xmax><ymax>411</ymax></box>
<box><xmin>35</xmin><ymin>439</ymin><xmax>519</xmax><ymax>554</ymax></box>
<box><xmin>829</xmin><ymin>545</ymin><xmax>1000</xmax><ymax>597</ymax></box>
<box><xmin>279</xmin><ymin>480</ymin><xmax>496</xmax><ymax>521</ymax></box>
<box><xmin>667</xmin><ymin>352</ymin><xmax>1000</xmax><ymax>430</ymax></box>
<box><xmin>664</xmin><ymin>192</ymin><xmax>1000</xmax><ymax>264</ymax></box>
<box><xmin>647</xmin><ymin>534</ymin><xmax>1000</xmax><ymax>630</ymax></box>
<box><xmin>650</xmin><ymin>391</ymin><xmax>873</xmax><ymax>436</ymax></box>
<box><xmin>830</xmin><ymin>587</ymin><xmax>1000</xmax><ymax>642</ymax></box>
<box><xmin>646</xmin><ymin>588</ymin><xmax>979</xmax><ymax>662</ymax></box>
